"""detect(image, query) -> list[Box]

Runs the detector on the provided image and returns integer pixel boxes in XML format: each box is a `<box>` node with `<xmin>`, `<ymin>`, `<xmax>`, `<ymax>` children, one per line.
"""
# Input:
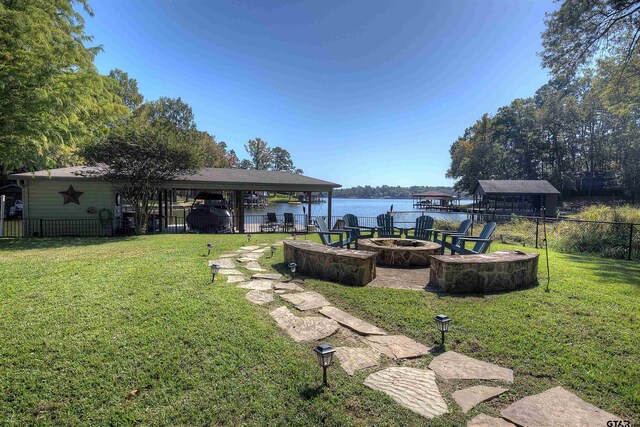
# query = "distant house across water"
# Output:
<box><xmin>472</xmin><ymin>180</ymin><xmax>560</xmax><ymax>216</ymax></box>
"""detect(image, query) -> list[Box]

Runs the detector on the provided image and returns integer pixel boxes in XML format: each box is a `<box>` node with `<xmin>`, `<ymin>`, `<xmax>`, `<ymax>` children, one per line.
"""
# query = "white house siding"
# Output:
<box><xmin>24</xmin><ymin>179</ymin><xmax>115</xmax><ymax>237</ymax></box>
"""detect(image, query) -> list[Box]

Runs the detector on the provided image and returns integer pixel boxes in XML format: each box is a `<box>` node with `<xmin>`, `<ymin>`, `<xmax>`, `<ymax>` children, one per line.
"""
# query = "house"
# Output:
<box><xmin>472</xmin><ymin>180</ymin><xmax>560</xmax><ymax>216</ymax></box>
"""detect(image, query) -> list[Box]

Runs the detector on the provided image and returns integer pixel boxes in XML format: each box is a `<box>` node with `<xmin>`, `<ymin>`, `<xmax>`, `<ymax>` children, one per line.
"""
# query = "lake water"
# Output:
<box><xmin>244</xmin><ymin>198</ymin><xmax>471</xmax><ymax>226</ymax></box>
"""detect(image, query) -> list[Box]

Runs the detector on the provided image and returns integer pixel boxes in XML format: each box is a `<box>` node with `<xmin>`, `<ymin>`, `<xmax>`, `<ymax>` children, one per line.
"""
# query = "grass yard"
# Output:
<box><xmin>0</xmin><ymin>234</ymin><xmax>638</xmax><ymax>425</ymax></box>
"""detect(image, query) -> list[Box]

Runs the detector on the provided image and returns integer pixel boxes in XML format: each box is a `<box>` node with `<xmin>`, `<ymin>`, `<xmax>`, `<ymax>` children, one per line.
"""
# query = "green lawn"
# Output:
<box><xmin>0</xmin><ymin>234</ymin><xmax>638</xmax><ymax>425</ymax></box>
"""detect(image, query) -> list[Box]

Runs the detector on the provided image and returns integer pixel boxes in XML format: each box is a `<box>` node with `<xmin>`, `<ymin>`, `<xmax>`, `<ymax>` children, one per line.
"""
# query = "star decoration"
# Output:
<box><xmin>59</xmin><ymin>185</ymin><xmax>83</xmax><ymax>205</ymax></box>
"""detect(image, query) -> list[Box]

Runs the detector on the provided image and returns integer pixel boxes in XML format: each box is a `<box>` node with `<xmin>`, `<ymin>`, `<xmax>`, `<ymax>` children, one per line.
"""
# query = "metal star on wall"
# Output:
<box><xmin>59</xmin><ymin>185</ymin><xmax>83</xmax><ymax>205</ymax></box>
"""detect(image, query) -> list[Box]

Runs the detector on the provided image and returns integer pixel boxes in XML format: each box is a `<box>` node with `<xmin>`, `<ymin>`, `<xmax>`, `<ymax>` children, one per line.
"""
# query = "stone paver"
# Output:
<box><xmin>280</xmin><ymin>291</ymin><xmax>331</xmax><ymax>311</ymax></box>
<box><xmin>209</xmin><ymin>259</ymin><xmax>236</xmax><ymax>269</ymax></box>
<box><xmin>237</xmin><ymin>257</ymin><xmax>257</xmax><ymax>263</ymax></box>
<box><xmin>245</xmin><ymin>290</ymin><xmax>274</xmax><ymax>305</ymax></box>
<box><xmin>452</xmin><ymin>385</ymin><xmax>509</xmax><ymax>413</ymax></box>
<box><xmin>319</xmin><ymin>306</ymin><xmax>386</xmax><ymax>335</ymax></box>
<box><xmin>252</xmin><ymin>248</ymin><xmax>270</xmax><ymax>253</ymax></box>
<box><xmin>245</xmin><ymin>261</ymin><xmax>266</xmax><ymax>271</ymax></box>
<box><xmin>367</xmin><ymin>266</ymin><xmax>430</xmax><ymax>290</ymax></box>
<box><xmin>364</xmin><ymin>367</ymin><xmax>448</xmax><ymax>419</ymax></box>
<box><xmin>366</xmin><ymin>335</ymin><xmax>431</xmax><ymax>360</ymax></box>
<box><xmin>218</xmin><ymin>253</ymin><xmax>238</xmax><ymax>258</ymax></box>
<box><xmin>252</xmin><ymin>273</ymin><xmax>283</xmax><ymax>281</ymax></box>
<box><xmin>500</xmin><ymin>386</ymin><xmax>622</xmax><ymax>427</ymax></box>
<box><xmin>274</xmin><ymin>289</ymin><xmax>287</xmax><ymax>294</ymax></box>
<box><xmin>269</xmin><ymin>306</ymin><xmax>339</xmax><ymax>342</ymax></box>
<box><xmin>334</xmin><ymin>347</ymin><xmax>380</xmax><ymax>376</ymax></box>
<box><xmin>237</xmin><ymin>279</ymin><xmax>274</xmax><ymax>291</ymax></box>
<box><xmin>467</xmin><ymin>414</ymin><xmax>515</xmax><ymax>427</ymax></box>
<box><xmin>274</xmin><ymin>282</ymin><xmax>304</xmax><ymax>292</ymax></box>
<box><xmin>225</xmin><ymin>275</ymin><xmax>245</xmax><ymax>283</ymax></box>
<box><xmin>240</xmin><ymin>245</ymin><xmax>261</xmax><ymax>251</ymax></box>
<box><xmin>219</xmin><ymin>269</ymin><xmax>244</xmax><ymax>276</ymax></box>
<box><xmin>429</xmin><ymin>352</ymin><xmax>514</xmax><ymax>383</ymax></box>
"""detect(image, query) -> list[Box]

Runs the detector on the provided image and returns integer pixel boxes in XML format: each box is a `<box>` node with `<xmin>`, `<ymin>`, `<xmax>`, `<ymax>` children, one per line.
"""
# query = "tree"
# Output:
<box><xmin>108</xmin><ymin>68</ymin><xmax>144</xmax><ymax>111</ymax></box>
<box><xmin>541</xmin><ymin>0</ymin><xmax>640</xmax><ymax>79</ymax></box>
<box><xmin>0</xmin><ymin>0</ymin><xmax>129</xmax><ymax>174</ymax></box>
<box><xmin>271</xmin><ymin>146</ymin><xmax>295</xmax><ymax>172</ymax></box>
<box><xmin>198</xmin><ymin>131</ymin><xmax>230</xmax><ymax>168</ymax></box>
<box><xmin>244</xmin><ymin>138</ymin><xmax>272</xmax><ymax>170</ymax></box>
<box><xmin>237</xmin><ymin>159</ymin><xmax>253</xmax><ymax>169</ymax></box>
<box><xmin>134</xmin><ymin>97</ymin><xmax>196</xmax><ymax>132</ymax></box>
<box><xmin>84</xmin><ymin>120</ymin><xmax>202</xmax><ymax>234</ymax></box>
<box><xmin>227</xmin><ymin>149</ymin><xmax>239</xmax><ymax>167</ymax></box>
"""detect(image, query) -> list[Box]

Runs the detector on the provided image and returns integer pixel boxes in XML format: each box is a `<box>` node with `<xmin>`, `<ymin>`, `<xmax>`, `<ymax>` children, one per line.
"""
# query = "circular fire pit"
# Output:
<box><xmin>358</xmin><ymin>238</ymin><xmax>441</xmax><ymax>267</ymax></box>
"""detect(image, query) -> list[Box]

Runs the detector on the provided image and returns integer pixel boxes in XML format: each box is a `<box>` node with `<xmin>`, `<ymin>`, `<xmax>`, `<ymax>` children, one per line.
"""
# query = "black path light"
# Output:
<box><xmin>434</xmin><ymin>314</ymin><xmax>452</xmax><ymax>346</ymax></box>
<box><xmin>247</xmin><ymin>233</ymin><xmax>252</xmax><ymax>242</ymax></box>
<box><xmin>270</xmin><ymin>245</ymin><xmax>276</xmax><ymax>258</ymax></box>
<box><xmin>313</xmin><ymin>343</ymin><xmax>336</xmax><ymax>386</ymax></box>
<box><xmin>210</xmin><ymin>263</ymin><xmax>221</xmax><ymax>283</ymax></box>
<box><xmin>289</xmin><ymin>262</ymin><xmax>297</xmax><ymax>279</ymax></box>
<box><xmin>207</xmin><ymin>243</ymin><xmax>214</xmax><ymax>256</ymax></box>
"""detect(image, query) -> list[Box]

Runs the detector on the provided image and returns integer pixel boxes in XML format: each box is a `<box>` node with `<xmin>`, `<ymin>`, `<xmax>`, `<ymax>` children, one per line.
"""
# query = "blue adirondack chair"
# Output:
<box><xmin>343</xmin><ymin>214</ymin><xmax>376</xmax><ymax>239</ymax></box>
<box><xmin>376</xmin><ymin>214</ymin><xmax>402</xmax><ymax>238</ymax></box>
<box><xmin>449</xmin><ymin>222</ymin><xmax>497</xmax><ymax>255</ymax></box>
<box><xmin>433</xmin><ymin>219</ymin><xmax>472</xmax><ymax>254</ymax></box>
<box><xmin>315</xmin><ymin>217</ymin><xmax>353</xmax><ymax>248</ymax></box>
<box><xmin>406</xmin><ymin>215</ymin><xmax>435</xmax><ymax>240</ymax></box>
<box><xmin>283</xmin><ymin>212</ymin><xmax>295</xmax><ymax>232</ymax></box>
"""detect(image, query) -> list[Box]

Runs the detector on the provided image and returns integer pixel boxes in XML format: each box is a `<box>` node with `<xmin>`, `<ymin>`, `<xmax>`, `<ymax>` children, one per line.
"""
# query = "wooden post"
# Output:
<box><xmin>238</xmin><ymin>190</ymin><xmax>245</xmax><ymax>233</ymax></box>
<box><xmin>327</xmin><ymin>190</ymin><xmax>332</xmax><ymax>230</ymax></box>
<box><xmin>307</xmin><ymin>191</ymin><xmax>313</xmax><ymax>230</ymax></box>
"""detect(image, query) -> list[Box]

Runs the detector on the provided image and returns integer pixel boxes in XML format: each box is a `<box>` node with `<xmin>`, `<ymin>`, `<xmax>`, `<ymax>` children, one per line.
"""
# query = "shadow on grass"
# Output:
<box><xmin>561</xmin><ymin>253</ymin><xmax>640</xmax><ymax>286</ymax></box>
<box><xmin>0</xmin><ymin>236</ymin><xmax>136</xmax><ymax>251</ymax></box>
<box><xmin>300</xmin><ymin>384</ymin><xmax>325</xmax><ymax>400</ymax></box>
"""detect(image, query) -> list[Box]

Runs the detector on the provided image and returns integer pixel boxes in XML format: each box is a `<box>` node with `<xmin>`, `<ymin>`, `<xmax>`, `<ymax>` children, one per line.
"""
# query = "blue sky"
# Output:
<box><xmin>85</xmin><ymin>0</ymin><xmax>555</xmax><ymax>188</ymax></box>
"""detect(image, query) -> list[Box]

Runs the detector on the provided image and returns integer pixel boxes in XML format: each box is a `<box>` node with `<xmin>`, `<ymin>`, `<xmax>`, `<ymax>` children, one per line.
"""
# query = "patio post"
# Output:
<box><xmin>307</xmin><ymin>191</ymin><xmax>312</xmax><ymax>231</ymax></box>
<box><xmin>327</xmin><ymin>189</ymin><xmax>332</xmax><ymax>230</ymax></box>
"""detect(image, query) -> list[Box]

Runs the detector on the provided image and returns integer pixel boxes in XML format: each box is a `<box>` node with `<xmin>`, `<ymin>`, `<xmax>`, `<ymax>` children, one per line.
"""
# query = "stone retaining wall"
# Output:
<box><xmin>429</xmin><ymin>250</ymin><xmax>539</xmax><ymax>293</ymax></box>
<box><xmin>284</xmin><ymin>240</ymin><xmax>377</xmax><ymax>286</ymax></box>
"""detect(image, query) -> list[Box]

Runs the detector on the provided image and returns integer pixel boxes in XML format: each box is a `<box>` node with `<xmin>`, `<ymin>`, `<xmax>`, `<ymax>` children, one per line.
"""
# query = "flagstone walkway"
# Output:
<box><xmin>210</xmin><ymin>240</ymin><xmax>622</xmax><ymax>426</ymax></box>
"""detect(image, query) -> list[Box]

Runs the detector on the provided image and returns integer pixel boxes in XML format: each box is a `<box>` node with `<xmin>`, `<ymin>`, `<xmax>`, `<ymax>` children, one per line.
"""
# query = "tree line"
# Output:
<box><xmin>447</xmin><ymin>0</ymin><xmax>640</xmax><ymax>202</ymax></box>
<box><xmin>333</xmin><ymin>185</ymin><xmax>456</xmax><ymax>199</ymax></box>
<box><xmin>0</xmin><ymin>0</ymin><xmax>302</xmax><ymax>180</ymax></box>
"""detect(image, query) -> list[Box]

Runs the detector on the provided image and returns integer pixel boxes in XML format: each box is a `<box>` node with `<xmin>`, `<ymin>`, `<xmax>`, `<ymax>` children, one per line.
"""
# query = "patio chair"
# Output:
<box><xmin>315</xmin><ymin>217</ymin><xmax>353</xmax><ymax>248</ymax></box>
<box><xmin>376</xmin><ymin>213</ymin><xmax>403</xmax><ymax>238</ymax></box>
<box><xmin>449</xmin><ymin>222</ymin><xmax>497</xmax><ymax>255</ymax></box>
<box><xmin>433</xmin><ymin>219</ymin><xmax>472</xmax><ymax>254</ymax></box>
<box><xmin>405</xmin><ymin>215</ymin><xmax>435</xmax><ymax>240</ymax></box>
<box><xmin>343</xmin><ymin>214</ymin><xmax>376</xmax><ymax>240</ymax></box>
<box><xmin>283</xmin><ymin>212</ymin><xmax>295</xmax><ymax>232</ymax></box>
<box><xmin>260</xmin><ymin>212</ymin><xmax>282</xmax><ymax>232</ymax></box>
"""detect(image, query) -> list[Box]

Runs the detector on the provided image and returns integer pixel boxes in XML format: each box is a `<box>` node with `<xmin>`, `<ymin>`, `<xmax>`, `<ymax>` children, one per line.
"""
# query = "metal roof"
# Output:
<box><xmin>9</xmin><ymin>166</ymin><xmax>341</xmax><ymax>192</ymax></box>
<box><xmin>473</xmin><ymin>180</ymin><xmax>560</xmax><ymax>195</ymax></box>
<box><xmin>412</xmin><ymin>191</ymin><xmax>453</xmax><ymax>199</ymax></box>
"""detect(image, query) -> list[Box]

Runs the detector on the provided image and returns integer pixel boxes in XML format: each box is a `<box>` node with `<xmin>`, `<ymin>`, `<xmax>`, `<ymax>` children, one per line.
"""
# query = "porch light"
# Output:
<box><xmin>289</xmin><ymin>262</ymin><xmax>297</xmax><ymax>278</ymax></box>
<box><xmin>270</xmin><ymin>245</ymin><xmax>276</xmax><ymax>258</ymax></box>
<box><xmin>207</xmin><ymin>243</ymin><xmax>214</xmax><ymax>256</ymax></box>
<box><xmin>434</xmin><ymin>314</ymin><xmax>451</xmax><ymax>345</ymax></box>
<box><xmin>210</xmin><ymin>263</ymin><xmax>221</xmax><ymax>283</ymax></box>
<box><xmin>313</xmin><ymin>343</ymin><xmax>336</xmax><ymax>386</ymax></box>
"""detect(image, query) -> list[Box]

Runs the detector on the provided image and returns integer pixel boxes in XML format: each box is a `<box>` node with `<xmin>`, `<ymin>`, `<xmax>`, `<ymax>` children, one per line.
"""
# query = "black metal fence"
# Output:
<box><xmin>2</xmin><ymin>212</ymin><xmax>638</xmax><ymax>261</ymax></box>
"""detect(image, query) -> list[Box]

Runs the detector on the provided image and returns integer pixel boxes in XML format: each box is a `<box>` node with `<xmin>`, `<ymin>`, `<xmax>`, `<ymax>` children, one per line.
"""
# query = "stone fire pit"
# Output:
<box><xmin>358</xmin><ymin>238</ymin><xmax>441</xmax><ymax>267</ymax></box>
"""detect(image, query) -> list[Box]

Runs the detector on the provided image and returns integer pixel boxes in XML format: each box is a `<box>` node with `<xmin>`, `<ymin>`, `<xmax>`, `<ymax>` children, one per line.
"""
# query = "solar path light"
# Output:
<box><xmin>210</xmin><ymin>263</ymin><xmax>221</xmax><ymax>283</ymax></box>
<box><xmin>289</xmin><ymin>262</ymin><xmax>297</xmax><ymax>279</ymax></box>
<box><xmin>247</xmin><ymin>233</ymin><xmax>252</xmax><ymax>242</ymax></box>
<box><xmin>313</xmin><ymin>343</ymin><xmax>336</xmax><ymax>387</ymax></box>
<box><xmin>270</xmin><ymin>245</ymin><xmax>276</xmax><ymax>258</ymax></box>
<box><xmin>207</xmin><ymin>243</ymin><xmax>214</xmax><ymax>256</ymax></box>
<box><xmin>434</xmin><ymin>314</ymin><xmax>451</xmax><ymax>346</ymax></box>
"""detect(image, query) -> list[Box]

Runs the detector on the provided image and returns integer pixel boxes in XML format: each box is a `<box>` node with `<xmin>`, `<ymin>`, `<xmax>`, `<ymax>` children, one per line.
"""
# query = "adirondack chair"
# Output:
<box><xmin>343</xmin><ymin>214</ymin><xmax>376</xmax><ymax>240</ymax></box>
<box><xmin>315</xmin><ymin>217</ymin><xmax>353</xmax><ymax>248</ymax></box>
<box><xmin>376</xmin><ymin>214</ymin><xmax>402</xmax><ymax>238</ymax></box>
<box><xmin>449</xmin><ymin>222</ymin><xmax>497</xmax><ymax>255</ymax></box>
<box><xmin>261</xmin><ymin>212</ymin><xmax>283</xmax><ymax>232</ymax></box>
<box><xmin>405</xmin><ymin>215</ymin><xmax>435</xmax><ymax>240</ymax></box>
<box><xmin>283</xmin><ymin>212</ymin><xmax>295</xmax><ymax>232</ymax></box>
<box><xmin>433</xmin><ymin>219</ymin><xmax>472</xmax><ymax>254</ymax></box>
